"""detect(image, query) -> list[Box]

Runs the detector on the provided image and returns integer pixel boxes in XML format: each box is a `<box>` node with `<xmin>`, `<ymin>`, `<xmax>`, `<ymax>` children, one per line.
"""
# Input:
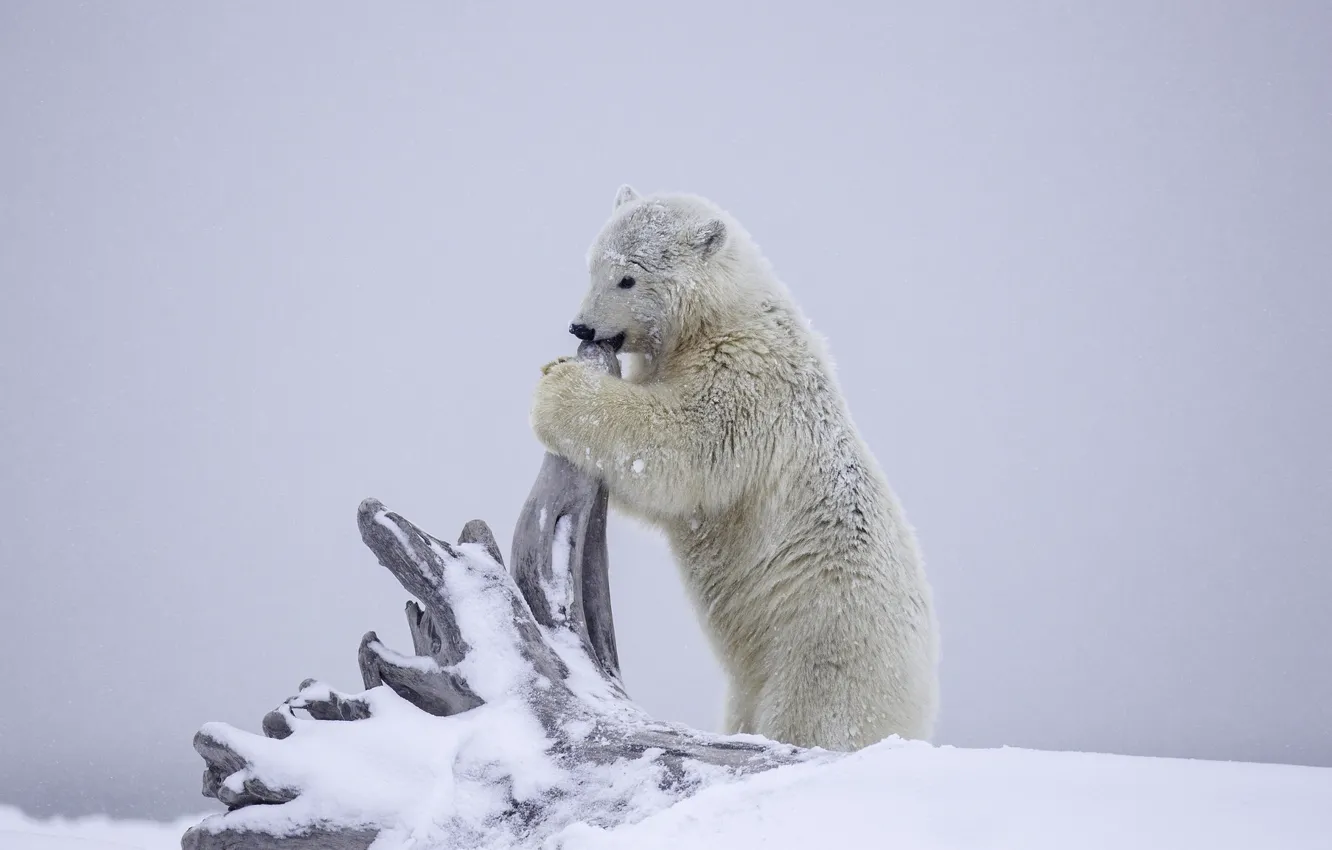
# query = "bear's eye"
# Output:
<box><xmin>617</xmin><ymin>276</ymin><xmax>636</xmax><ymax>290</ymax></box>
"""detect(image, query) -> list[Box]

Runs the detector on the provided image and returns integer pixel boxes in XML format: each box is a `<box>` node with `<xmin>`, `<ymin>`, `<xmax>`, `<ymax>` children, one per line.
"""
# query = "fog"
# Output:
<box><xmin>1</xmin><ymin>1</ymin><xmax>1329</xmax><ymax>819</ymax></box>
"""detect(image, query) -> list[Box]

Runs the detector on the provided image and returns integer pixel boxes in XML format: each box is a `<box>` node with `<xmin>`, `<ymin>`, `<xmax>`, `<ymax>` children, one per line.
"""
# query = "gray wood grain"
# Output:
<box><xmin>510</xmin><ymin>340</ymin><xmax>623</xmax><ymax>683</ymax></box>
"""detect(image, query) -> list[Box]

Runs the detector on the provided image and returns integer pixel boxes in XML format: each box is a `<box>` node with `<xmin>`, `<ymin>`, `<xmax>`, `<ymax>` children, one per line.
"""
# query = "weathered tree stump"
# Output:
<box><xmin>183</xmin><ymin>342</ymin><xmax>820</xmax><ymax>850</ymax></box>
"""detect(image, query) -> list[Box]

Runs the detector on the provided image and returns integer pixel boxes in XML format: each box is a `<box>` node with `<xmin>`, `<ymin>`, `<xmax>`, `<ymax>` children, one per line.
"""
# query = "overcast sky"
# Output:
<box><xmin>1</xmin><ymin>0</ymin><xmax>1329</xmax><ymax>820</ymax></box>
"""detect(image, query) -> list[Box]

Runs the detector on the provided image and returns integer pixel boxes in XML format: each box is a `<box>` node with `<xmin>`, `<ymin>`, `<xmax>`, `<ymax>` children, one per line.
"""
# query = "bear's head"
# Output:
<box><xmin>572</xmin><ymin>186</ymin><xmax>742</xmax><ymax>363</ymax></box>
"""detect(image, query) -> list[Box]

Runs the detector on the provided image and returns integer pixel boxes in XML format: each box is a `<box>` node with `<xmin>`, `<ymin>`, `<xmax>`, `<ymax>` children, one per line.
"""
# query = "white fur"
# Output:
<box><xmin>532</xmin><ymin>189</ymin><xmax>938</xmax><ymax>750</ymax></box>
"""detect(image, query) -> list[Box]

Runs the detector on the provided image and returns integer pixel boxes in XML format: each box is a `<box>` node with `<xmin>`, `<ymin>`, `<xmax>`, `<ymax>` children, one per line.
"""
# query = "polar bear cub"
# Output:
<box><xmin>531</xmin><ymin>186</ymin><xmax>938</xmax><ymax>750</ymax></box>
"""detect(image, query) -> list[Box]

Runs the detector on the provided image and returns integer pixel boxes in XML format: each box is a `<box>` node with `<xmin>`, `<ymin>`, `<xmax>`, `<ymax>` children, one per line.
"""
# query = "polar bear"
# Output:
<box><xmin>531</xmin><ymin>186</ymin><xmax>938</xmax><ymax>750</ymax></box>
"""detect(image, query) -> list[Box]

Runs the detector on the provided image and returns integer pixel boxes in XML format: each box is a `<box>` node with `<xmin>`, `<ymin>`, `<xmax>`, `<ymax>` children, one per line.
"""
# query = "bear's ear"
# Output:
<box><xmin>692</xmin><ymin>218</ymin><xmax>728</xmax><ymax>260</ymax></box>
<box><xmin>612</xmin><ymin>184</ymin><xmax>640</xmax><ymax>211</ymax></box>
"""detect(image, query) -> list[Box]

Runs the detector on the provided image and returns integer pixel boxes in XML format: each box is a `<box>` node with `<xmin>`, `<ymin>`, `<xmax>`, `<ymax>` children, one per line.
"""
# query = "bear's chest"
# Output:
<box><xmin>665</xmin><ymin>503</ymin><xmax>788</xmax><ymax>612</ymax></box>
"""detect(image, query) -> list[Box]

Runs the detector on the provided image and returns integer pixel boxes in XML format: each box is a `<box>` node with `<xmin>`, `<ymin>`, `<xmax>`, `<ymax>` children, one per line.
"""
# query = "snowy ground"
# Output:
<box><xmin>563</xmin><ymin>740</ymin><xmax>1332</xmax><ymax>850</ymax></box>
<box><xmin>0</xmin><ymin>807</ymin><xmax>204</xmax><ymax>850</ymax></box>
<box><xmin>4</xmin><ymin>741</ymin><xmax>1330</xmax><ymax>849</ymax></box>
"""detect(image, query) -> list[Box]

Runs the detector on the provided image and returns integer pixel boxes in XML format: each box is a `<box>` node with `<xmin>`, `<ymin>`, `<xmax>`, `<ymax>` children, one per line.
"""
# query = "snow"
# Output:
<box><xmin>198</xmin><ymin>687</ymin><xmax>562</xmax><ymax>845</ymax></box>
<box><xmin>363</xmin><ymin>636</ymin><xmax>443</xmax><ymax>673</ymax></box>
<box><xmin>7</xmin><ymin>740</ymin><xmax>1332</xmax><ymax>850</ymax></box>
<box><xmin>7</xmin><ymin>741</ymin><xmax>1329</xmax><ymax>849</ymax></box>
<box><xmin>559</xmin><ymin>740</ymin><xmax>1332</xmax><ymax>850</ymax></box>
<box><xmin>0</xmin><ymin>806</ymin><xmax>203</xmax><ymax>850</ymax></box>
<box><xmin>543</xmin><ymin>515</ymin><xmax>575</xmax><ymax>622</ymax></box>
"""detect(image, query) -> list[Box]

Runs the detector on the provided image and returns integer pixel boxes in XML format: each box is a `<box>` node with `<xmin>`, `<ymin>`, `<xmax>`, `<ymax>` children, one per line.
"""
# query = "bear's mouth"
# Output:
<box><xmin>601</xmin><ymin>332</ymin><xmax>626</xmax><ymax>353</ymax></box>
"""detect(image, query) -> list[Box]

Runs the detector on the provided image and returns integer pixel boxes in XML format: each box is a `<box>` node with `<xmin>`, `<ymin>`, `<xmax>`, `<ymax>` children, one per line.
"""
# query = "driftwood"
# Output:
<box><xmin>183</xmin><ymin>341</ymin><xmax>818</xmax><ymax>850</ymax></box>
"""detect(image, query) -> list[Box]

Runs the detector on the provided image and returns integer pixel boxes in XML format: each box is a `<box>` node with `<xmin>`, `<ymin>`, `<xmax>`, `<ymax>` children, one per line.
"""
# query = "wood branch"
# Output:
<box><xmin>182</xmin><ymin>342</ymin><xmax>820</xmax><ymax>850</ymax></box>
<box><xmin>510</xmin><ymin>340</ymin><xmax>623</xmax><ymax>683</ymax></box>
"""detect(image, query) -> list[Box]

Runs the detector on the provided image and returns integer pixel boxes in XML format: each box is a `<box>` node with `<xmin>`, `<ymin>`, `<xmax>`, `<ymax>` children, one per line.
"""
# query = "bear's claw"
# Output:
<box><xmin>541</xmin><ymin>355</ymin><xmax>576</xmax><ymax>376</ymax></box>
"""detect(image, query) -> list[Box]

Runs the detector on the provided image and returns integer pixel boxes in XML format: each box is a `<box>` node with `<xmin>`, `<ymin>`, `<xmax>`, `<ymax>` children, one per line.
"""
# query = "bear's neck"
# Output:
<box><xmin>655</xmin><ymin>272</ymin><xmax>806</xmax><ymax>379</ymax></box>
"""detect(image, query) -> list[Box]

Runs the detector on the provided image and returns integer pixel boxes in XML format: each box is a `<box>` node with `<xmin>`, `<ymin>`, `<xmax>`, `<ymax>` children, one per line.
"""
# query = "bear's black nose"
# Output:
<box><xmin>569</xmin><ymin>323</ymin><xmax>595</xmax><ymax>341</ymax></box>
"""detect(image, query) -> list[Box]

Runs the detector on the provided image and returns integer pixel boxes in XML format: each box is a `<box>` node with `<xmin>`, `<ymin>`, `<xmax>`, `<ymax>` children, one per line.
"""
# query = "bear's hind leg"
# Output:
<box><xmin>723</xmin><ymin>687</ymin><xmax>757</xmax><ymax>736</ymax></box>
<box><xmin>753</xmin><ymin>662</ymin><xmax>935</xmax><ymax>751</ymax></box>
<box><xmin>751</xmin><ymin>653</ymin><xmax>908</xmax><ymax>752</ymax></box>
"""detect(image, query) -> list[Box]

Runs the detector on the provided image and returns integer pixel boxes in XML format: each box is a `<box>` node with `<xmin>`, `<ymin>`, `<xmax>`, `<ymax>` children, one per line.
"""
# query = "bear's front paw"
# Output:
<box><xmin>531</xmin><ymin>357</ymin><xmax>600</xmax><ymax>455</ymax></box>
<box><xmin>540</xmin><ymin>355</ymin><xmax>576</xmax><ymax>376</ymax></box>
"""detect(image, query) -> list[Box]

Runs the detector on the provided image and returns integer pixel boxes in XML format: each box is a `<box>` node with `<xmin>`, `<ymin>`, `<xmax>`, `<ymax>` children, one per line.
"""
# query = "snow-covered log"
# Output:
<box><xmin>183</xmin><ymin>342</ymin><xmax>819</xmax><ymax>850</ymax></box>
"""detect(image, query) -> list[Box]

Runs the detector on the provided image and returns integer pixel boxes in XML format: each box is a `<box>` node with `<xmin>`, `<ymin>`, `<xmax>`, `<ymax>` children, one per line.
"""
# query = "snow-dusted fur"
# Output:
<box><xmin>531</xmin><ymin>187</ymin><xmax>938</xmax><ymax>750</ymax></box>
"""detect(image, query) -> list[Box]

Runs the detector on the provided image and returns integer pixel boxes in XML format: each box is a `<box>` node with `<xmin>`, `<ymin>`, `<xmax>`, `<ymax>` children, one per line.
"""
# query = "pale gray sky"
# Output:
<box><xmin>1</xmin><ymin>0</ymin><xmax>1329</xmax><ymax>820</ymax></box>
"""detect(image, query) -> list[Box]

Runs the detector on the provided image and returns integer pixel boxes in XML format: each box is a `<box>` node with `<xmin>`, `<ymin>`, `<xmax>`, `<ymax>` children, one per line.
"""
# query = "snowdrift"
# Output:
<box><xmin>6</xmin><ymin>743</ymin><xmax>1331</xmax><ymax>850</ymax></box>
